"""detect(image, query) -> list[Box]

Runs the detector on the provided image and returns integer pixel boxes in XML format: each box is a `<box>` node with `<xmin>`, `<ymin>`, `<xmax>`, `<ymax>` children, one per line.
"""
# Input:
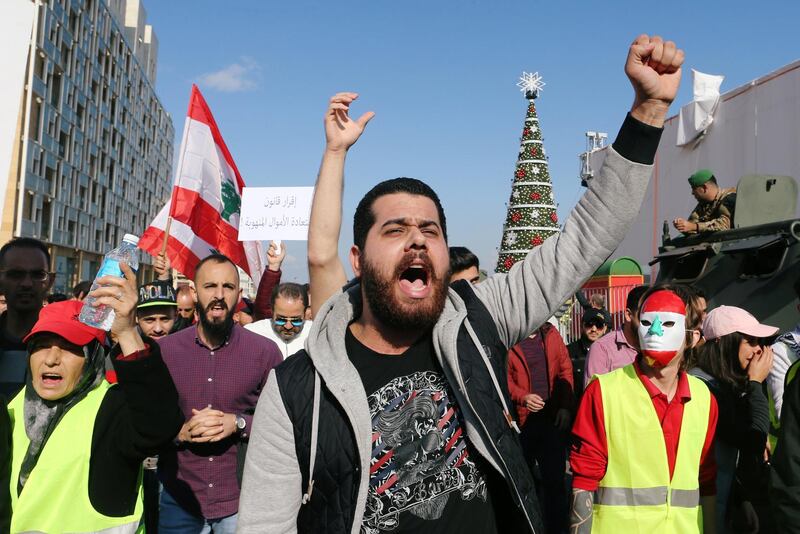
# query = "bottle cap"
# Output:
<box><xmin>122</xmin><ymin>234</ymin><xmax>140</xmax><ymax>245</ymax></box>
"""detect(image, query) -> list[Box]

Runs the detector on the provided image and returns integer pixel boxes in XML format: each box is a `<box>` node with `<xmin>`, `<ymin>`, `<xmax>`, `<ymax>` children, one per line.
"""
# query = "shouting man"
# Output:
<box><xmin>157</xmin><ymin>255</ymin><xmax>282</xmax><ymax>533</ymax></box>
<box><xmin>239</xmin><ymin>34</ymin><xmax>684</xmax><ymax>533</ymax></box>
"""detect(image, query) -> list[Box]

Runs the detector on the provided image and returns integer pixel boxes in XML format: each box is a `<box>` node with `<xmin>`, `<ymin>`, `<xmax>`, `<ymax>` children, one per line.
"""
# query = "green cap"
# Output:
<box><xmin>688</xmin><ymin>169</ymin><xmax>714</xmax><ymax>188</ymax></box>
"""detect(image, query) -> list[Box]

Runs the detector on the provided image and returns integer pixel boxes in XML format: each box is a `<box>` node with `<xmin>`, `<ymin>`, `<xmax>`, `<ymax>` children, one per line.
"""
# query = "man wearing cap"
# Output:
<box><xmin>7</xmin><ymin>263</ymin><xmax>183</xmax><ymax>533</ymax></box>
<box><xmin>673</xmin><ymin>169</ymin><xmax>737</xmax><ymax>234</ymax></box>
<box><xmin>135</xmin><ymin>278</ymin><xmax>179</xmax><ymax>532</ymax></box>
<box><xmin>137</xmin><ymin>279</ymin><xmax>178</xmax><ymax>340</ymax></box>
<box><xmin>570</xmin><ymin>287</ymin><xmax>717</xmax><ymax>533</ymax></box>
<box><xmin>583</xmin><ymin>284</ymin><xmax>650</xmax><ymax>389</ymax></box>
<box><xmin>568</xmin><ymin>308</ymin><xmax>611</xmax><ymax>399</ymax></box>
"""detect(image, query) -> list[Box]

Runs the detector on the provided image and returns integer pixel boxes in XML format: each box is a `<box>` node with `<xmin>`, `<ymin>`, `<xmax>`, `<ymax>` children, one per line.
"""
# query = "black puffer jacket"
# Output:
<box><xmin>274</xmin><ymin>281</ymin><xmax>540</xmax><ymax>533</ymax></box>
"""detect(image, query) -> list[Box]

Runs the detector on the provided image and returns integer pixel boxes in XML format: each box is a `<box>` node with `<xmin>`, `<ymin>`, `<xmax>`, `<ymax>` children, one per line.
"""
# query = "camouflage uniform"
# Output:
<box><xmin>686</xmin><ymin>187</ymin><xmax>737</xmax><ymax>233</ymax></box>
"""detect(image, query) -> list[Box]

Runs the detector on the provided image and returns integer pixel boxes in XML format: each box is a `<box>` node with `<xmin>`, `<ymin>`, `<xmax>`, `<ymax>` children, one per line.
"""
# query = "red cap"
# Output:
<box><xmin>24</xmin><ymin>300</ymin><xmax>107</xmax><ymax>346</ymax></box>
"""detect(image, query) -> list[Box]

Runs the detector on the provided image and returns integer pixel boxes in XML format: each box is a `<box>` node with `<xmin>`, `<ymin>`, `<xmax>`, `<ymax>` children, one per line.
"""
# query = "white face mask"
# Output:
<box><xmin>637</xmin><ymin>290</ymin><xmax>687</xmax><ymax>368</ymax></box>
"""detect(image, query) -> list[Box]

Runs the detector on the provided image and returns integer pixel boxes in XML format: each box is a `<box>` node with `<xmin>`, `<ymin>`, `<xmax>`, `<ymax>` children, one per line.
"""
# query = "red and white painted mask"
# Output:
<box><xmin>637</xmin><ymin>290</ymin><xmax>686</xmax><ymax>368</ymax></box>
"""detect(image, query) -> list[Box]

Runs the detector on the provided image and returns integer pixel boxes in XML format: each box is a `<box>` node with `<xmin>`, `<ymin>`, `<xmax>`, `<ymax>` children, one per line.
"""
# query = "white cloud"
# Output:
<box><xmin>197</xmin><ymin>57</ymin><xmax>261</xmax><ymax>92</ymax></box>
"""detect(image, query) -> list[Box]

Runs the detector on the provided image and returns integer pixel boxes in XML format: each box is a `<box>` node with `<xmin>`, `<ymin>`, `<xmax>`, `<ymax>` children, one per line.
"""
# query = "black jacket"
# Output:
<box><xmin>86</xmin><ymin>341</ymin><xmax>183</xmax><ymax>516</ymax></box>
<box><xmin>274</xmin><ymin>281</ymin><xmax>541</xmax><ymax>533</ymax></box>
<box><xmin>771</xmin><ymin>368</ymin><xmax>800</xmax><ymax>531</ymax></box>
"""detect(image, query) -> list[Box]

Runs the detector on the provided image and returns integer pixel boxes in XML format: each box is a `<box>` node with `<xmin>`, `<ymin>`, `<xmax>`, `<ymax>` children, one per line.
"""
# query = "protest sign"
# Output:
<box><xmin>238</xmin><ymin>186</ymin><xmax>314</xmax><ymax>241</ymax></box>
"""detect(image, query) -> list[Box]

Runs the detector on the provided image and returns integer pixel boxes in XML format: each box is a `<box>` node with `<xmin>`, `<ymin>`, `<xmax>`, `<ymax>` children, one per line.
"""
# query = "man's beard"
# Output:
<box><xmin>271</xmin><ymin>322</ymin><xmax>303</xmax><ymax>342</ymax></box>
<box><xmin>360</xmin><ymin>251</ymin><xmax>449</xmax><ymax>332</ymax></box>
<box><xmin>196</xmin><ymin>299</ymin><xmax>234</xmax><ymax>341</ymax></box>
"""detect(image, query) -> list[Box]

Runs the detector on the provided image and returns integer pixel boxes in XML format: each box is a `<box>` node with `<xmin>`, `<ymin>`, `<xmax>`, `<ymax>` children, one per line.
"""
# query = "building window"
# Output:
<box><xmin>50</xmin><ymin>71</ymin><xmax>62</xmax><ymax>108</ymax></box>
<box><xmin>29</xmin><ymin>99</ymin><xmax>42</xmax><ymax>142</ymax></box>
<box><xmin>22</xmin><ymin>193</ymin><xmax>34</xmax><ymax>221</ymax></box>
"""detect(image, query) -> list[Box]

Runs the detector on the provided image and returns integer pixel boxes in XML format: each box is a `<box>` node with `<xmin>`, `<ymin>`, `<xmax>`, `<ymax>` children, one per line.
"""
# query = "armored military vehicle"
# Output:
<box><xmin>653</xmin><ymin>174</ymin><xmax>800</xmax><ymax>331</ymax></box>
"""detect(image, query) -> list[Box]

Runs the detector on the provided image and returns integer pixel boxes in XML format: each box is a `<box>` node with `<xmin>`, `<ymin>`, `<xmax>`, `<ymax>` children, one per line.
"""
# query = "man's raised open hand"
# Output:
<box><xmin>625</xmin><ymin>34</ymin><xmax>685</xmax><ymax>127</ymax></box>
<box><xmin>325</xmin><ymin>92</ymin><xmax>375</xmax><ymax>153</ymax></box>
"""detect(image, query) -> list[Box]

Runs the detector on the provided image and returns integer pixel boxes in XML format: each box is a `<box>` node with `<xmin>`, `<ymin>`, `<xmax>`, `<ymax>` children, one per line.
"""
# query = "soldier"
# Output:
<box><xmin>673</xmin><ymin>169</ymin><xmax>737</xmax><ymax>234</ymax></box>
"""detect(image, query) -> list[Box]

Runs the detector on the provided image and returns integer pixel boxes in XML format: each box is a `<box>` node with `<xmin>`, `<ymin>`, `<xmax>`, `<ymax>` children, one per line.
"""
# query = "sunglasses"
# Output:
<box><xmin>274</xmin><ymin>317</ymin><xmax>304</xmax><ymax>327</ymax></box>
<box><xmin>0</xmin><ymin>269</ymin><xmax>49</xmax><ymax>282</ymax></box>
<box><xmin>583</xmin><ymin>320</ymin><xmax>606</xmax><ymax>329</ymax></box>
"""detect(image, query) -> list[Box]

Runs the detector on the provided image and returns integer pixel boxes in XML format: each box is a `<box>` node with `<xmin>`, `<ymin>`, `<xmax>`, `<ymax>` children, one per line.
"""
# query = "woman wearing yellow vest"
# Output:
<box><xmin>569</xmin><ymin>285</ymin><xmax>718</xmax><ymax>533</ymax></box>
<box><xmin>8</xmin><ymin>263</ymin><xmax>183</xmax><ymax>533</ymax></box>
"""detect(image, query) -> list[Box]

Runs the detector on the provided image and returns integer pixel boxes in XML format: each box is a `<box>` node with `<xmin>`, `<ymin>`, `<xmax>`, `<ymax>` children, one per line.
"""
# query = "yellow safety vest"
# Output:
<box><xmin>593</xmin><ymin>364</ymin><xmax>711</xmax><ymax>534</ymax></box>
<box><xmin>8</xmin><ymin>381</ymin><xmax>144</xmax><ymax>533</ymax></box>
<box><xmin>768</xmin><ymin>357</ymin><xmax>800</xmax><ymax>450</ymax></box>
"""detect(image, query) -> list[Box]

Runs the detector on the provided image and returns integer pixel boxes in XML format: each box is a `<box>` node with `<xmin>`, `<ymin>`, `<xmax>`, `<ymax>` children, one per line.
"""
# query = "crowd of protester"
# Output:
<box><xmin>1</xmin><ymin>32</ymin><xmax>800</xmax><ymax>534</ymax></box>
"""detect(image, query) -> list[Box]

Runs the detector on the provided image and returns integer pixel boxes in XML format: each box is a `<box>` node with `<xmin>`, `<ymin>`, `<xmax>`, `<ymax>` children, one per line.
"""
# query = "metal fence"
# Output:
<box><xmin>562</xmin><ymin>284</ymin><xmax>640</xmax><ymax>344</ymax></box>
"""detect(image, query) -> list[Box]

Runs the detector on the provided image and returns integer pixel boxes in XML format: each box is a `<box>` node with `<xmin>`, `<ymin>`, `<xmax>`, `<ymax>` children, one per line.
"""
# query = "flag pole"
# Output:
<box><xmin>160</xmin><ymin>216</ymin><xmax>172</xmax><ymax>256</ymax></box>
<box><xmin>159</xmin><ymin>85</ymin><xmax>196</xmax><ymax>260</ymax></box>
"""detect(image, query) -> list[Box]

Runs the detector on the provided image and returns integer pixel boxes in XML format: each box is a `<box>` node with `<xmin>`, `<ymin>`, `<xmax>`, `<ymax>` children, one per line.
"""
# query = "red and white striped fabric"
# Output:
<box><xmin>140</xmin><ymin>85</ymin><xmax>265</xmax><ymax>281</ymax></box>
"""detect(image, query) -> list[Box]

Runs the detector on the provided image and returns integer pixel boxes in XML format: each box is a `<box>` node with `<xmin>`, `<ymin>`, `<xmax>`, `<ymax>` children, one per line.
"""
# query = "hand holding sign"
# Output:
<box><xmin>267</xmin><ymin>240</ymin><xmax>286</xmax><ymax>271</ymax></box>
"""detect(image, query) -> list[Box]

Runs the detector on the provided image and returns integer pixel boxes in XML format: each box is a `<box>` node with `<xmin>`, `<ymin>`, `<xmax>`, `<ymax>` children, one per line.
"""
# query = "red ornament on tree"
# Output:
<box><xmin>531</xmin><ymin>235</ymin><xmax>543</xmax><ymax>246</ymax></box>
<box><xmin>550</xmin><ymin>212</ymin><xmax>558</xmax><ymax>223</ymax></box>
<box><xmin>522</xmin><ymin>128</ymin><xmax>530</xmax><ymax>136</ymax></box>
<box><xmin>531</xmin><ymin>192</ymin><xmax>541</xmax><ymax>201</ymax></box>
<box><xmin>504</xmin><ymin>257</ymin><xmax>514</xmax><ymax>270</ymax></box>
<box><xmin>515</xmin><ymin>169</ymin><xmax>526</xmax><ymax>179</ymax></box>
<box><xmin>511</xmin><ymin>212</ymin><xmax>522</xmax><ymax>223</ymax></box>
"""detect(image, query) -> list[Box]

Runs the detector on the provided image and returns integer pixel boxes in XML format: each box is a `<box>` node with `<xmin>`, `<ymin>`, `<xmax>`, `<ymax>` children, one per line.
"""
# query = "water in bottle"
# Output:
<box><xmin>79</xmin><ymin>234</ymin><xmax>140</xmax><ymax>330</ymax></box>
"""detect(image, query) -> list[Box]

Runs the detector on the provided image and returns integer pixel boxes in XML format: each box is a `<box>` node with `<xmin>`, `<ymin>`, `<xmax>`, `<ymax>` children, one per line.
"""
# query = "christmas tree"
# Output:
<box><xmin>496</xmin><ymin>72</ymin><xmax>561</xmax><ymax>273</ymax></box>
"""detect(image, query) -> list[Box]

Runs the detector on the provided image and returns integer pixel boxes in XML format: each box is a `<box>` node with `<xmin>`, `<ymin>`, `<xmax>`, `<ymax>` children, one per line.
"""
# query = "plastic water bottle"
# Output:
<box><xmin>79</xmin><ymin>234</ymin><xmax>140</xmax><ymax>330</ymax></box>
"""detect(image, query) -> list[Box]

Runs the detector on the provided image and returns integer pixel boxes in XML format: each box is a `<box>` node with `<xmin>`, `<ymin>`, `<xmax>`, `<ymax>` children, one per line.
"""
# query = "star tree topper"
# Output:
<box><xmin>517</xmin><ymin>72</ymin><xmax>545</xmax><ymax>98</ymax></box>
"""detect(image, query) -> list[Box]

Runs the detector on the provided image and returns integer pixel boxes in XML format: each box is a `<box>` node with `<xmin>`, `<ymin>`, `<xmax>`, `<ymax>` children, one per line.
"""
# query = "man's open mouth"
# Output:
<box><xmin>398</xmin><ymin>264</ymin><xmax>431</xmax><ymax>298</ymax></box>
<box><xmin>208</xmin><ymin>301</ymin><xmax>227</xmax><ymax>318</ymax></box>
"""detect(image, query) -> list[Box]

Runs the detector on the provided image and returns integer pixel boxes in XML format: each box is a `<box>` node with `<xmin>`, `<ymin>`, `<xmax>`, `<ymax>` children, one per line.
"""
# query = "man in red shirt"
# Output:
<box><xmin>508</xmin><ymin>322</ymin><xmax>574</xmax><ymax>533</ymax></box>
<box><xmin>569</xmin><ymin>286</ymin><xmax>717</xmax><ymax>533</ymax></box>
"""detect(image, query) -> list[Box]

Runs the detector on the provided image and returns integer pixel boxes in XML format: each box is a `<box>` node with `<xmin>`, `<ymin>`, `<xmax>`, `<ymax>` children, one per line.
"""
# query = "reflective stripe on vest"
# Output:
<box><xmin>8</xmin><ymin>382</ymin><xmax>144</xmax><ymax>533</ymax></box>
<box><xmin>596</xmin><ymin>487</ymin><xmax>699</xmax><ymax>508</ymax></box>
<box><xmin>593</xmin><ymin>364</ymin><xmax>710</xmax><ymax>534</ymax></box>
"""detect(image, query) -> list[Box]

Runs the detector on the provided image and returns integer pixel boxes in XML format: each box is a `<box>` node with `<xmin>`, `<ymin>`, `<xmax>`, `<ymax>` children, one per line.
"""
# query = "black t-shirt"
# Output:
<box><xmin>0</xmin><ymin>312</ymin><xmax>29</xmax><ymax>400</ymax></box>
<box><xmin>346</xmin><ymin>328</ymin><xmax>500</xmax><ymax>534</ymax></box>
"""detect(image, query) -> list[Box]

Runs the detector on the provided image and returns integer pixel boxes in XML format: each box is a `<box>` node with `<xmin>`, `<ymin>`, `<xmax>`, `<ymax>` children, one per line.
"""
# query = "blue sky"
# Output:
<box><xmin>144</xmin><ymin>0</ymin><xmax>800</xmax><ymax>282</ymax></box>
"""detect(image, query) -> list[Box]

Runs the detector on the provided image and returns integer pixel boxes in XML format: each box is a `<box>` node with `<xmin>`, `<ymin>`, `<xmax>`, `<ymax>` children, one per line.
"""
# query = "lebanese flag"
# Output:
<box><xmin>140</xmin><ymin>85</ymin><xmax>265</xmax><ymax>281</ymax></box>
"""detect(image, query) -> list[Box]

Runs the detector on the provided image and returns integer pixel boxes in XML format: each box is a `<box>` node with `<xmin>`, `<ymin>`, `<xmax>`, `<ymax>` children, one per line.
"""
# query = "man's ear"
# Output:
<box><xmin>350</xmin><ymin>246</ymin><xmax>362</xmax><ymax>277</ymax></box>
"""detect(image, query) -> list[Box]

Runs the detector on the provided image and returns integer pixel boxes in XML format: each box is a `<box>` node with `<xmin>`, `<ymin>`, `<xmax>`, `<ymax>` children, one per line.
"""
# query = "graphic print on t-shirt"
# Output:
<box><xmin>362</xmin><ymin>369</ymin><xmax>488</xmax><ymax>533</ymax></box>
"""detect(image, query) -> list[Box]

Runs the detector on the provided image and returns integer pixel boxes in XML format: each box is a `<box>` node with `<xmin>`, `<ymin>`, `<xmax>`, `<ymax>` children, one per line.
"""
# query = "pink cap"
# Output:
<box><xmin>702</xmin><ymin>305</ymin><xmax>779</xmax><ymax>341</ymax></box>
